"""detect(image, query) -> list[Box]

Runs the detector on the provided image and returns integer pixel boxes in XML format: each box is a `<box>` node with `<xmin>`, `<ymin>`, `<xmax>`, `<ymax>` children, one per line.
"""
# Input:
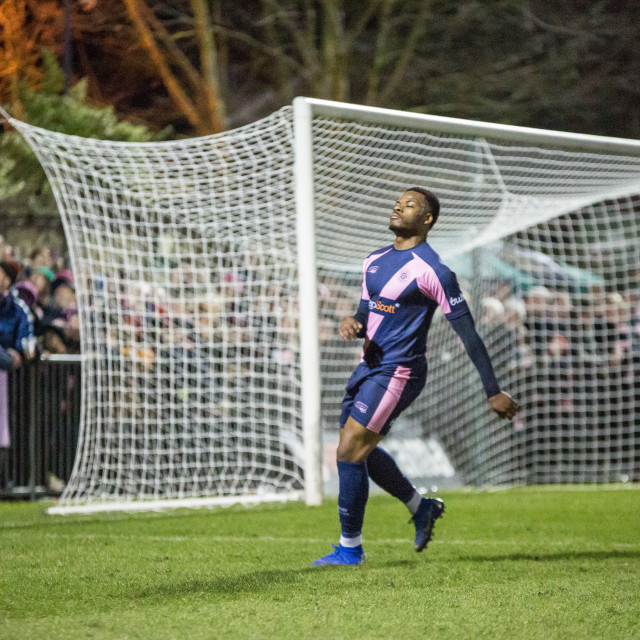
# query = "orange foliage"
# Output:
<box><xmin>0</xmin><ymin>0</ymin><xmax>62</xmax><ymax>105</ymax></box>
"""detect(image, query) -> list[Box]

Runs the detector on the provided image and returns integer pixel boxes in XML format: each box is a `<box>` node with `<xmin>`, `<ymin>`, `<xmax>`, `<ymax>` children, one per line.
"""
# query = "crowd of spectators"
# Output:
<box><xmin>0</xmin><ymin>237</ymin><xmax>79</xmax><ymax>361</ymax></box>
<box><xmin>475</xmin><ymin>278</ymin><xmax>640</xmax><ymax>481</ymax></box>
<box><xmin>5</xmin><ymin>233</ymin><xmax>638</xmax><ymax>393</ymax></box>
<box><xmin>3</xmin><ymin>232</ymin><xmax>639</xmax><ymax>417</ymax></box>
<box><xmin>2</xmin><ymin>230</ymin><xmax>639</xmax><ymax>485</ymax></box>
<box><xmin>0</xmin><ymin>237</ymin><xmax>80</xmax><ymax>484</ymax></box>
<box><xmin>477</xmin><ymin>281</ymin><xmax>640</xmax><ymax>403</ymax></box>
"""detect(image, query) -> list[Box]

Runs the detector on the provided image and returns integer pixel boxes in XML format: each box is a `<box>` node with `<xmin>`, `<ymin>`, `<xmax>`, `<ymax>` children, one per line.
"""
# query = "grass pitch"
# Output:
<box><xmin>2</xmin><ymin>487</ymin><xmax>639</xmax><ymax>640</ymax></box>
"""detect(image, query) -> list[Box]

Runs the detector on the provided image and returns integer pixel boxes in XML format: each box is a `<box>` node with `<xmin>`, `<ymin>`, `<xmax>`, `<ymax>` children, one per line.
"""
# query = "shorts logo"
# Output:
<box><xmin>367</xmin><ymin>266</ymin><xmax>379</xmax><ymax>273</ymax></box>
<box><xmin>400</xmin><ymin>272</ymin><xmax>408</xmax><ymax>280</ymax></box>
<box><xmin>370</xmin><ymin>300</ymin><xmax>396</xmax><ymax>314</ymax></box>
<box><xmin>355</xmin><ymin>401</ymin><xmax>368</xmax><ymax>413</ymax></box>
<box><xmin>449</xmin><ymin>295</ymin><xmax>465</xmax><ymax>306</ymax></box>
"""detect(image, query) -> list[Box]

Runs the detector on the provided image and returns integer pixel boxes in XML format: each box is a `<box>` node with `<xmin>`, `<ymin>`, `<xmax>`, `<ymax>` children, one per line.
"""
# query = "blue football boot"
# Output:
<box><xmin>312</xmin><ymin>544</ymin><xmax>365</xmax><ymax>566</ymax></box>
<box><xmin>412</xmin><ymin>497</ymin><xmax>445</xmax><ymax>552</ymax></box>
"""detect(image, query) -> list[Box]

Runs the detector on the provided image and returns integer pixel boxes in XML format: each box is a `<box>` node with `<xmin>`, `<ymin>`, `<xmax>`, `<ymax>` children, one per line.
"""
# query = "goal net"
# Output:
<box><xmin>305</xmin><ymin>100</ymin><xmax>640</xmax><ymax>487</ymax></box>
<box><xmin>6</xmin><ymin>99</ymin><xmax>640</xmax><ymax>513</ymax></box>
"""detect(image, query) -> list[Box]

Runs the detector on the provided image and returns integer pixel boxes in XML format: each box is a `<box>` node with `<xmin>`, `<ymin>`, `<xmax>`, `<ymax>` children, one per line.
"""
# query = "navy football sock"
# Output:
<box><xmin>366</xmin><ymin>446</ymin><xmax>416</xmax><ymax>504</ymax></box>
<box><xmin>337</xmin><ymin>460</ymin><xmax>369</xmax><ymax>542</ymax></box>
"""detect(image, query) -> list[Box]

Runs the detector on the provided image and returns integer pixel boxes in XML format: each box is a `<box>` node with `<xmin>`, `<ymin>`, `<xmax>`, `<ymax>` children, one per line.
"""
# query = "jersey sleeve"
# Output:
<box><xmin>352</xmin><ymin>255</ymin><xmax>373</xmax><ymax>329</ymax></box>
<box><xmin>353</xmin><ymin>299</ymin><xmax>369</xmax><ymax>325</ymax></box>
<box><xmin>416</xmin><ymin>263</ymin><xmax>470</xmax><ymax>320</ymax></box>
<box><xmin>449</xmin><ymin>314</ymin><xmax>501</xmax><ymax>398</ymax></box>
<box><xmin>416</xmin><ymin>260</ymin><xmax>498</xmax><ymax>395</ymax></box>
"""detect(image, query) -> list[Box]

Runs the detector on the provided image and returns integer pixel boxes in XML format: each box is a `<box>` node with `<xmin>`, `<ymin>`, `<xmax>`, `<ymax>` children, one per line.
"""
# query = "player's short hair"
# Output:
<box><xmin>405</xmin><ymin>187</ymin><xmax>440</xmax><ymax>229</ymax></box>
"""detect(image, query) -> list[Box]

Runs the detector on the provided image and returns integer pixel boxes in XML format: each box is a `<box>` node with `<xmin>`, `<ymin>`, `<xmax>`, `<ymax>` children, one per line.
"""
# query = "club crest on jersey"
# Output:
<box><xmin>449</xmin><ymin>295</ymin><xmax>465</xmax><ymax>306</ymax></box>
<box><xmin>367</xmin><ymin>265</ymin><xmax>379</xmax><ymax>273</ymax></box>
<box><xmin>355</xmin><ymin>401</ymin><xmax>368</xmax><ymax>413</ymax></box>
<box><xmin>369</xmin><ymin>299</ymin><xmax>396</xmax><ymax>314</ymax></box>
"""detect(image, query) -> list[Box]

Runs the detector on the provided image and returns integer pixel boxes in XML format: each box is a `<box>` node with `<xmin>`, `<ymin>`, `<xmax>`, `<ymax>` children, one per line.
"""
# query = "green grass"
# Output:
<box><xmin>2</xmin><ymin>487</ymin><xmax>640</xmax><ymax>640</ymax></box>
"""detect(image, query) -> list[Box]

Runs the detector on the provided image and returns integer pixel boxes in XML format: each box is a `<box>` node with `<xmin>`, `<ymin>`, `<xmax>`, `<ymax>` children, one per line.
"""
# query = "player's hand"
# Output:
<box><xmin>339</xmin><ymin>317</ymin><xmax>363</xmax><ymax>340</ymax></box>
<box><xmin>488</xmin><ymin>392</ymin><xmax>518</xmax><ymax>420</ymax></box>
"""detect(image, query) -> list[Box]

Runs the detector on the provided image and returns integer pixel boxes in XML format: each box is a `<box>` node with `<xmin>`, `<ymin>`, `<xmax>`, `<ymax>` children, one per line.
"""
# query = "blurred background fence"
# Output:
<box><xmin>0</xmin><ymin>355</ymin><xmax>81</xmax><ymax>499</ymax></box>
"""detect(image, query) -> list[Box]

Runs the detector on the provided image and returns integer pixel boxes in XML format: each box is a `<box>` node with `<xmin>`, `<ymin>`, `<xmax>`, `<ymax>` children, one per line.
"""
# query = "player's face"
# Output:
<box><xmin>389</xmin><ymin>191</ymin><xmax>432</xmax><ymax>237</ymax></box>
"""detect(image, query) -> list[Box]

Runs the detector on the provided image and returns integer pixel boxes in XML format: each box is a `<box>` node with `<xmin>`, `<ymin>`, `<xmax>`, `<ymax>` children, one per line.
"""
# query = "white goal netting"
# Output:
<box><xmin>8</xmin><ymin>100</ymin><xmax>640</xmax><ymax>512</ymax></box>
<box><xmin>309</xmin><ymin>108</ymin><xmax>640</xmax><ymax>486</ymax></box>
<box><xmin>12</xmin><ymin>110</ymin><xmax>306</xmax><ymax>510</ymax></box>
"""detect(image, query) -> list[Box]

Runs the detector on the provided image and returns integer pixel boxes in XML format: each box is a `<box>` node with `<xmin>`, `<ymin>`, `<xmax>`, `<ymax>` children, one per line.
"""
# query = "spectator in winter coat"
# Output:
<box><xmin>0</xmin><ymin>261</ymin><xmax>35</xmax><ymax>452</ymax></box>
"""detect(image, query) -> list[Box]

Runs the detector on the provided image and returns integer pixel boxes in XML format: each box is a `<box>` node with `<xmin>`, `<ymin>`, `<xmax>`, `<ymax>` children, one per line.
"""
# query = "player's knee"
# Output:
<box><xmin>336</xmin><ymin>434</ymin><xmax>370</xmax><ymax>463</ymax></box>
<box><xmin>336</xmin><ymin>446</ymin><xmax>366</xmax><ymax>463</ymax></box>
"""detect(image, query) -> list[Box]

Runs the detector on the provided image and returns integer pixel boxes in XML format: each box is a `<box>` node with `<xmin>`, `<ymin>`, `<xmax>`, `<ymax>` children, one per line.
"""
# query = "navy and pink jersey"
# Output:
<box><xmin>353</xmin><ymin>242</ymin><xmax>471</xmax><ymax>371</ymax></box>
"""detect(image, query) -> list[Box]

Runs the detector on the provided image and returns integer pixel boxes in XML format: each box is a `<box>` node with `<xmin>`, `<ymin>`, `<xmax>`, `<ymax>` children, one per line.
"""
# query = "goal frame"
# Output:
<box><xmin>292</xmin><ymin>96</ymin><xmax>640</xmax><ymax>508</ymax></box>
<box><xmin>4</xmin><ymin>99</ymin><xmax>640</xmax><ymax>514</ymax></box>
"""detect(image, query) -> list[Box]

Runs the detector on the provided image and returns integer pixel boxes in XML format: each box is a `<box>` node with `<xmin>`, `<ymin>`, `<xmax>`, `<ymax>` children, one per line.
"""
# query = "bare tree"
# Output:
<box><xmin>64</xmin><ymin>0</ymin><xmax>436</xmax><ymax>132</ymax></box>
<box><xmin>122</xmin><ymin>0</ymin><xmax>225</xmax><ymax>134</ymax></box>
<box><xmin>6</xmin><ymin>0</ymin><xmax>635</xmax><ymax>139</ymax></box>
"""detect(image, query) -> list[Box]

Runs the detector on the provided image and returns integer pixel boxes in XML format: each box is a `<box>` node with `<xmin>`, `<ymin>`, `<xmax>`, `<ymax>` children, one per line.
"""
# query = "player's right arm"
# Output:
<box><xmin>339</xmin><ymin>316</ymin><xmax>363</xmax><ymax>339</ymax></box>
<box><xmin>340</xmin><ymin>295</ymin><xmax>368</xmax><ymax>339</ymax></box>
<box><xmin>340</xmin><ymin>254</ymin><xmax>374</xmax><ymax>340</ymax></box>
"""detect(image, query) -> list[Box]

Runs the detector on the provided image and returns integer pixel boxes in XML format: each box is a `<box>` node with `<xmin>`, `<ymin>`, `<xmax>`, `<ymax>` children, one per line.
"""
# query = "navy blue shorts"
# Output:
<box><xmin>340</xmin><ymin>362</ymin><xmax>426</xmax><ymax>436</ymax></box>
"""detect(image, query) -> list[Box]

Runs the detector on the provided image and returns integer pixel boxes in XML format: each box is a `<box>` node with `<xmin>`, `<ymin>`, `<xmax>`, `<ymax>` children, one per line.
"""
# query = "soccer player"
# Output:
<box><xmin>312</xmin><ymin>188</ymin><xmax>519</xmax><ymax>566</ymax></box>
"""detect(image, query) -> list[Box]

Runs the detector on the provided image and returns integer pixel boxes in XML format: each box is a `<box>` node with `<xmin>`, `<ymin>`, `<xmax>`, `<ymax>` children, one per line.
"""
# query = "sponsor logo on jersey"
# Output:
<box><xmin>367</xmin><ymin>265</ymin><xmax>379</xmax><ymax>274</ymax></box>
<box><xmin>449</xmin><ymin>295</ymin><xmax>465</xmax><ymax>306</ymax></box>
<box><xmin>355</xmin><ymin>401</ymin><xmax>368</xmax><ymax>413</ymax></box>
<box><xmin>369</xmin><ymin>299</ymin><xmax>396</xmax><ymax>314</ymax></box>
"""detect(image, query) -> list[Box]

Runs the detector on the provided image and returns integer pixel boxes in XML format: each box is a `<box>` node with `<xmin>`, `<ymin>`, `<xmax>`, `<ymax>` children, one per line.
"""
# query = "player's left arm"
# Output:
<box><xmin>423</xmin><ymin>263</ymin><xmax>518</xmax><ymax>420</ymax></box>
<box><xmin>448</xmin><ymin>313</ymin><xmax>519</xmax><ymax>419</ymax></box>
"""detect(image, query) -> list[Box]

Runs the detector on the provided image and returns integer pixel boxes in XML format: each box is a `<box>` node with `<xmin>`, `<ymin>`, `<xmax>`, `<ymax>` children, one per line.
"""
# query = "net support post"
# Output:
<box><xmin>293</xmin><ymin>97</ymin><xmax>323</xmax><ymax>506</ymax></box>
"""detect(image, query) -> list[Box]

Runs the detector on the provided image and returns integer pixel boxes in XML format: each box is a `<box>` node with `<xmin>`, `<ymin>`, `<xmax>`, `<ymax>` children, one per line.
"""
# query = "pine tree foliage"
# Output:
<box><xmin>0</xmin><ymin>50</ymin><xmax>169</xmax><ymax>215</ymax></box>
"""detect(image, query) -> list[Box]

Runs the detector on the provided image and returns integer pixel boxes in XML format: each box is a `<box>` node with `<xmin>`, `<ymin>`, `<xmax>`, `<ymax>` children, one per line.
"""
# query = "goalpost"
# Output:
<box><xmin>4</xmin><ymin>99</ymin><xmax>640</xmax><ymax>515</ymax></box>
<box><xmin>300</xmin><ymin>99</ymin><xmax>640</xmax><ymax>490</ymax></box>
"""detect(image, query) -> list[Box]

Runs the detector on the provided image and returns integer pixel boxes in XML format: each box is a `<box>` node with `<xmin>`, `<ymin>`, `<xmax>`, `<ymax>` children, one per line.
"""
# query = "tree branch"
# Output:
<box><xmin>261</xmin><ymin>0</ymin><xmax>318</xmax><ymax>74</ymax></box>
<box><xmin>378</xmin><ymin>1</ymin><xmax>431</xmax><ymax>105</ymax></box>
<box><xmin>210</xmin><ymin>24</ymin><xmax>300</xmax><ymax>73</ymax></box>
<box><xmin>365</xmin><ymin>0</ymin><xmax>397</xmax><ymax>104</ymax></box>
<box><xmin>190</xmin><ymin>0</ymin><xmax>225</xmax><ymax>132</ymax></box>
<box><xmin>122</xmin><ymin>0</ymin><xmax>205</xmax><ymax>133</ymax></box>
<box><xmin>321</xmin><ymin>0</ymin><xmax>348</xmax><ymax>100</ymax></box>
<box><xmin>346</xmin><ymin>0</ymin><xmax>384</xmax><ymax>49</ymax></box>
<box><xmin>137</xmin><ymin>0</ymin><xmax>203</xmax><ymax>95</ymax></box>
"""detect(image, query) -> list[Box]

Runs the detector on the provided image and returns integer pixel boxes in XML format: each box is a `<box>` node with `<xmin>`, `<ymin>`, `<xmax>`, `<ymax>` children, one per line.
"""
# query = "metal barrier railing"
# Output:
<box><xmin>0</xmin><ymin>354</ymin><xmax>82</xmax><ymax>499</ymax></box>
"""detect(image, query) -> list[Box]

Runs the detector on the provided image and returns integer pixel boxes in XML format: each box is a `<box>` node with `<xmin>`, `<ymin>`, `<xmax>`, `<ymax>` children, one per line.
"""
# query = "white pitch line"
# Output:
<box><xmin>5</xmin><ymin>532</ymin><xmax>637</xmax><ymax>549</ymax></box>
